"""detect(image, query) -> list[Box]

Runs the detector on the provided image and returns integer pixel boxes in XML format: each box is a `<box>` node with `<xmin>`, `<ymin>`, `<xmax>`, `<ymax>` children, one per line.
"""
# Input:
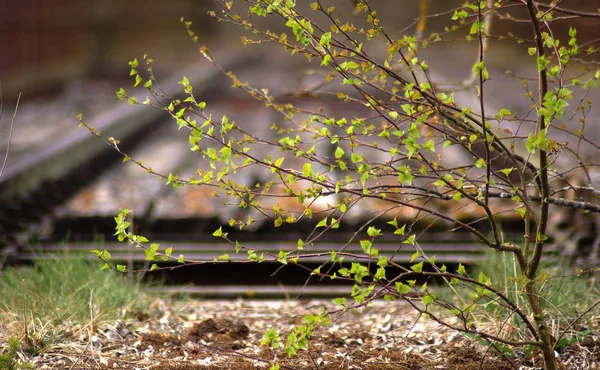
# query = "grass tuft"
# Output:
<box><xmin>0</xmin><ymin>337</ymin><xmax>33</xmax><ymax>370</ymax></box>
<box><xmin>442</xmin><ymin>248</ymin><xmax>600</xmax><ymax>354</ymax></box>
<box><xmin>0</xmin><ymin>247</ymin><xmax>157</xmax><ymax>355</ymax></box>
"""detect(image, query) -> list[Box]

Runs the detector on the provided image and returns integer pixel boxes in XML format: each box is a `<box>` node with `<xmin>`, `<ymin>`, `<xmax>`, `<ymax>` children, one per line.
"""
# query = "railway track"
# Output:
<box><xmin>0</xmin><ymin>48</ymin><xmax>530</xmax><ymax>299</ymax></box>
<box><xmin>0</xmin><ymin>49</ymin><xmax>263</xmax><ymax>248</ymax></box>
<box><xmin>18</xmin><ymin>237</ymin><xmax>486</xmax><ymax>299</ymax></box>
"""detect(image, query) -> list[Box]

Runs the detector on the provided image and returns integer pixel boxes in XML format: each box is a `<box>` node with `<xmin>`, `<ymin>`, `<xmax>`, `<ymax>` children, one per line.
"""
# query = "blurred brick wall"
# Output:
<box><xmin>0</xmin><ymin>0</ymin><xmax>213</xmax><ymax>95</ymax></box>
<box><xmin>0</xmin><ymin>0</ymin><xmax>598</xmax><ymax>97</ymax></box>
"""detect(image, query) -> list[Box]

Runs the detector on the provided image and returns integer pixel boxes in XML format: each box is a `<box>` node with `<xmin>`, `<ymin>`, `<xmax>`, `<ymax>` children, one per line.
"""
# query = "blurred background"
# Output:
<box><xmin>4</xmin><ymin>0</ymin><xmax>599</xmax><ymax>98</ymax></box>
<box><xmin>0</xmin><ymin>1</ymin><xmax>215</xmax><ymax>96</ymax></box>
<box><xmin>1</xmin><ymin>0</ymin><xmax>478</xmax><ymax>239</ymax></box>
<box><xmin>1</xmin><ymin>1</ymin><xmax>600</xmax><ymax>289</ymax></box>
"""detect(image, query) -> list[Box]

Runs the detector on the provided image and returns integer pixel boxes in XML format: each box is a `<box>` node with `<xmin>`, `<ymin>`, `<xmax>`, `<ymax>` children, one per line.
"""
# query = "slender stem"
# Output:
<box><xmin>526</xmin><ymin>0</ymin><xmax>550</xmax><ymax>280</ymax></box>
<box><xmin>534</xmin><ymin>2</ymin><xmax>600</xmax><ymax>18</ymax></box>
<box><xmin>0</xmin><ymin>92</ymin><xmax>21</xmax><ymax>180</ymax></box>
<box><xmin>476</xmin><ymin>0</ymin><xmax>502</xmax><ymax>250</ymax></box>
<box><xmin>524</xmin><ymin>1</ymin><xmax>555</xmax><ymax>369</ymax></box>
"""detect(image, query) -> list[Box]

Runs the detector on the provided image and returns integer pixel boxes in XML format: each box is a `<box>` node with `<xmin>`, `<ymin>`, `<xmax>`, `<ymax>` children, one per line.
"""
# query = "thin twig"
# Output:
<box><xmin>534</xmin><ymin>2</ymin><xmax>600</xmax><ymax>18</ymax></box>
<box><xmin>486</xmin><ymin>191</ymin><xmax>600</xmax><ymax>213</ymax></box>
<box><xmin>68</xmin><ymin>289</ymin><xmax>95</xmax><ymax>370</ymax></box>
<box><xmin>555</xmin><ymin>299</ymin><xmax>600</xmax><ymax>350</ymax></box>
<box><xmin>306</xmin><ymin>349</ymin><xmax>320</xmax><ymax>370</ymax></box>
<box><xmin>170</xmin><ymin>324</ymin><xmax>298</xmax><ymax>370</ymax></box>
<box><xmin>0</xmin><ymin>92</ymin><xmax>20</xmax><ymax>180</ymax></box>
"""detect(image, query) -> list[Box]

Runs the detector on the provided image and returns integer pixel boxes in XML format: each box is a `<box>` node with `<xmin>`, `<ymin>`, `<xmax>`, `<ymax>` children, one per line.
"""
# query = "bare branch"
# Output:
<box><xmin>0</xmin><ymin>91</ymin><xmax>21</xmax><ymax>180</ymax></box>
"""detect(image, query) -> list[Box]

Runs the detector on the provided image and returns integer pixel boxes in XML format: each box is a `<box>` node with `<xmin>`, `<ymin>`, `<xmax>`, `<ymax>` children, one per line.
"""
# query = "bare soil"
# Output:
<box><xmin>16</xmin><ymin>299</ymin><xmax>600</xmax><ymax>369</ymax></box>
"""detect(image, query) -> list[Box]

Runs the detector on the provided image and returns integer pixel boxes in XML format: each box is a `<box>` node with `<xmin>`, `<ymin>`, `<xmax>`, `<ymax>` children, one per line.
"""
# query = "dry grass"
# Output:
<box><xmin>0</xmin><ymin>247</ymin><xmax>156</xmax><ymax>364</ymax></box>
<box><xmin>1</xmin><ymin>249</ymin><xmax>600</xmax><ymax>369</ymax></box>
<box><xmin>0</xmin><ymin>298</ymin><xmax>595</xmax><ymax>369</ymax></box>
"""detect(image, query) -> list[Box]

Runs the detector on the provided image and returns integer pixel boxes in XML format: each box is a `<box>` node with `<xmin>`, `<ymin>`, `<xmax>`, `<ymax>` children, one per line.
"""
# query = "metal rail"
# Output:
<box><xmin>25</xmin><ymin>241</ymin><xmax>483</xmax><ymax>264</ymax></box>
<box><xmin>13</xmin><ymin>238</ymin><xmax>487</xmax><ymax>298</ymax></box>
<box><xmin>148</xmin><ymin>285</ymin><xmax>372</xmax><ymax>299</ymax></box>
<box><xmin>0</xmin><ymin>49</ymin><xmax>536</xmax><ymax>299</ymax></box>
<box><xmin>0</xmin><ymin>50</ymin><xmax>263</xmax><ymax>247</ymax></box>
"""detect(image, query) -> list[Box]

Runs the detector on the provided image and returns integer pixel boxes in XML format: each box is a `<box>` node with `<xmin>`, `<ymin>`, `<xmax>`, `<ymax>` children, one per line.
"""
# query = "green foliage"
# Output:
<box><xmin>555</xmin><ymin>329</ymin><xmax>593</xmax><ymax>350</ymax></box>
<box><xmin>0</xmin><ymin>337</ymin><xmax>33</xmax><ymax>370</ymax></box>
<box><xmin>82</xmin><ymin>1</ymin><xmax>600</xmax><ymax>369</ymax></box>
<box><xmin>260</xmin><ymin>310</ymin><xmax>330</xmax><ymax>358</ymax></box>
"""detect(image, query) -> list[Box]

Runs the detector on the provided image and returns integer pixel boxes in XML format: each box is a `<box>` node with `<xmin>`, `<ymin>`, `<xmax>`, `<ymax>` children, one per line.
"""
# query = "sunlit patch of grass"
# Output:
<box><xmin>470</xmin><ymin>249</ymin><xmax>600</xmax><ymax>321</ymax></box>
<box><xmin>440</xmin><ymin>248</ymin><xmax>600</xmax><ymax>354</ymax></box>
<box><xmin>0</xmin><ymin>246</ymin><xmax>158</xmax><ymax>354</ymax></box>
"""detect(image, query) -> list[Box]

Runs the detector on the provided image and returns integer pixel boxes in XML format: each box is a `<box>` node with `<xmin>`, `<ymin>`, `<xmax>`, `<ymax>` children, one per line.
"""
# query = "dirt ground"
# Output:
<box><xmin>15</xmin><ymin>299</ymin><xmax>600</xmax><ymax>369</ymax></box>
